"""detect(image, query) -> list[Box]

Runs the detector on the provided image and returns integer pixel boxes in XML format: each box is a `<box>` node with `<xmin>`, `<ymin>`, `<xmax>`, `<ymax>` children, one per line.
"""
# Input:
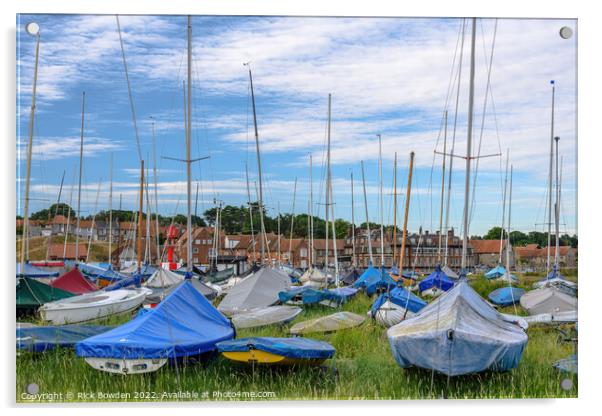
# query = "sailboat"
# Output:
<box><xmin>387</xmin><ymin>18</ymin><xmax>528</xmax><ymax>376</ymax></box>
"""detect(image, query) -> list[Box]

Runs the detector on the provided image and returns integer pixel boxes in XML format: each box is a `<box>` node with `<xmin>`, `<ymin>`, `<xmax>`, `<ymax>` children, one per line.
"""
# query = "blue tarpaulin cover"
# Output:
<box><xmin>79</xmin><ymin>263</ymin><xmax>127</xmax><ymax>283</ymax></box>
<box><xmin>418</xmin><ymin>265</ymin><xmax>455</xmax><ymax>293</ymax></box>
<box><xmin>488</xmin><ymin>287</ymin><xmax>525</xmax><ymax>307</ymax></box>
<box><xmin>342</xmin><ymin>268</ymin><xmax>361</xmax><ymax>285</ymax></box>
<box><xmin>17</xmin><ymin>325</ymin><xmax>112</xmax><ymax>352</ymax></box>
<box><xmin>279</xmin><ymin>286</ymin><xmax>359</xmax><ymax>305</ymax></box>
<box><xmin>104</xmin><ymin>273</ymin><xmax>142</xmax><ymax>291</ymax></box>
<box><xmin>485</xmin><ymin>265</ymin><xmax>507</xmax><ymax>279</ymax></box>
<box><xmin>387</xmin><ymin>280</ymin><xmax>528</xmax><ymax>376</ymax></box>
<box><xmin>371</xmin><ymin>286</ymin><xmax>427</xmax><ymax>317</ymax></box>
<box><xmin>216</xmin><ymin>337</ymin><xmax>335</xmax><ymax>359</ymax></box>
<box><xmin>16</xmin><ymin>263</ymin><xmax>59</xmax><ymax>278</ymax></box>
<box><xmin>76</xmin><ymin>280</ymin><xmax>234</xmax><ymax>359</ymax></box>
<box><xmin>353</xmin><ymin>264</ymin><xmax>396</xmax><ymax>296</ymax></box>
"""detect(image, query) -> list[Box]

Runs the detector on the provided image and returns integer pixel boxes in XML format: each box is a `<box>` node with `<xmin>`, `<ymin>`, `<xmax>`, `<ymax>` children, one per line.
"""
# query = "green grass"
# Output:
<box><xmin>16</xmin><ymin>274</ymin><xmax>578</xmax><ymax>402</ymax></box>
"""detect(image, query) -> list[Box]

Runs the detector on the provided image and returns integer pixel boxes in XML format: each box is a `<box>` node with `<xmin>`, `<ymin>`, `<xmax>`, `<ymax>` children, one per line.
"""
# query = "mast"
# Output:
<box><xmin>351</xmin><ymin>170</ymin><xmax>356</xmax><ymax>267</ymax></box>
<box><xmin>506</xmin><ymin>165</ymin><xmax>513</xmax><ymax>274</ymax></box>
<box><xmin>330</xmin><ymin>176</ymin><xmax>339</xmax><ymax>285</ymax></box>
<box><xmin>86</xmin><ymin>179</ymin><xmax>102</xmax><ymax>264</ymax></box>
<box><xmin>138</xmin><ymin>160</ymin><xmax>144</xmax><ymax>271</ymax></box>
<box><xmin>20</xmin><ymin>23</ymin><xmax>41</xmax><ymax>270</ymax></box>
<box><xmin>245</xmin><ymin>63</ymin><xmax>265</xmax><ymax>265</ymax></box>
<box><xmin>186</xmin><ymin>15</ymin><xmax>193</xmax><ymax>272</ymax></box>
<box><xmin>245</xmin><ymin>162</ymin><xmax>256</xmax><ymax>262</ymax></box>
<box><xmin>108</xmin><ymin>154</ymin><xmax>113</xmax><ymax>265</ymax></box>
<box><xmin>361</xmin><ymin>161</ymin><xmax>374</xmax><ymax>265</ymax></box>
<box><xmin>461</xmin><ymin>17</ymin><xmax>476</xmax><ymax>271</ymax></box>
<box><xmin>325</xmin><ymin>93</ymin><xmax>332</xmax><ymax>270</ymax></box>
<box><xmin>393</xmin><ymin>152</ymin><xmax>398</xmax><ymax>265</ymax></box>
<box><xmin>378</xmin><ymin>134</ymin><xmax>384</xmax><ymax>266</ymax></box>
<box><xmin>499</xmin><ymin>149</ymin><xmax>509</xmax><ymax>264</ymax></box>
<box><xmin>63</xmin><ymin>169</ymin><xmax>75</xmax><ymax>259</ymax></box>
<box><xmin>437</xmin><ymin>111</ymin><xmax>447</xmax><ymax>263</ymax></box>
<box><xmin>75</xmin><ymin>91</ymin><xmax>85</xmax><ymax>262</ymax></box>
<box><xmin>288</xmin><ymin>177</ymin><xmax>297</xmax><ymax>264</ymax></box>
<box><xmin>277</xmin><ymin>201</ymin><xmax>281</xmax><ymax>264</ymax></box>
<box><xmin>554</xmin><ymin>136</ymin><xmax>560</xmax><ymax>266</ymax></box>
<box><xmin>309</xmin><ymin>153</ymin><xmax>314</xmax><ymax>267</ymax></box>
<box><xmin>398</xmin><ymin>152</ymin><xmax>415</xmax><ymax>271</ymax></box>
<box><xmin>546</xmin><ymin>80</ymin><xmax>556</xmax><ymax>274</ymax></box>
<box><xmin>151</xmin><ymin>118</ymin><xmax>160</xmax><ymax>264</ymax></box>
<box><xmin>45</xmin><ymin>170</ymin><xmax>65</xmax><ymax>262</ymax></box>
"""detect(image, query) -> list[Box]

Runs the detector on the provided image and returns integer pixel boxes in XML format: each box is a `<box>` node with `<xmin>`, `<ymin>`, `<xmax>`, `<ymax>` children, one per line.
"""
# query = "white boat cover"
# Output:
<box><xmin>231</xmin><ymin>306</ymin><xmax>302</xmax><ymax>329</ymax></box>
<box><xmin>144</xmin><ymin>268</ymin><xmax>184</xmax><ymax>289</ymax></box>
<box><xmin>387</xmin><ymin>280</ymin><xmax>528</xmax><ymax>376</ymax></box>
<box><xmin>519</xmin><ymin>286</ymin><xmax>577</xmax><ymax>315</ymax></box>
<box><xmin>299</xmin><ymin>268</ymin><xmax>328</xmax><ymax>284</ymax></box>
<box><xmin>442</xmin><ymin>265</ymin><xmax>459</xmax><ymax>279</ymax></box>
<box><xmin>218</xmin><ymin>268</ymin><xmax>291</xmax><ymax>316</ymax></box>
<box><xmin>289</xmin><ymin>311</ymin><xmax>365</xmax><ymax>335</ymax></box>
<box><xmin>524</xmin><ymin>310</ymin><xmax>577</xmax><ymax>324</ymax></box>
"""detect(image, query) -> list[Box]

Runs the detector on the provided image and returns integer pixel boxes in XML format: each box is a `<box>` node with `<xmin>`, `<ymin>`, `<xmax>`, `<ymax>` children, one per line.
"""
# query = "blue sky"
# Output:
<box><xmin>16</xmin><ymin>14</ymin><xmax>577</xmax><ymax>236</ymax></box>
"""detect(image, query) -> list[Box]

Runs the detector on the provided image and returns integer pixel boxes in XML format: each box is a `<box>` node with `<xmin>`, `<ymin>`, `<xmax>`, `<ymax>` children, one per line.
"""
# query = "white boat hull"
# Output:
<box><xmin>84</xmin><ymin>357</ymin><xmax>167</xmax><ymax>375</ymax></box>
<box><xmin>369</xmin><ymin>301</ymin><xmax>415</xmax><ymax>328</ymax></box>
<box><xmin>39</xmin><ymin>289</ymin><xmax>149</xmax><ymax>325</ymax></box>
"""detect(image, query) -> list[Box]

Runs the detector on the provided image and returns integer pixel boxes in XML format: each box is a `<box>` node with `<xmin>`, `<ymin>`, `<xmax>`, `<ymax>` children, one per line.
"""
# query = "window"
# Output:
<box><xmin>195</xmin><ymin>239</ymin><xmax>201</xmax><ymax>244</ymax></box>
<box><xmin>192</xmin><ymin>248</ymin><xmax>199</xmax><ymax>254</ymax></box>
<box><xmin>300</xmin><ymin>248</ymin><xmax>307</xmax><ymax>257</ymax></box>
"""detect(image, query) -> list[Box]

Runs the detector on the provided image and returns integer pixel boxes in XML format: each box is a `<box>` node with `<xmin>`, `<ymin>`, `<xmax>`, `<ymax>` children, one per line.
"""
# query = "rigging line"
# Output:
<box><xmin>115</xmin><ymin>15</ymin><xmax>143</xmax><ymax>163</ymax></box>
<box><xmin>443</xmin><ymin>18</ymin><xmax>467</xmax><ymax>265</ymax></box>
<box><xmin>85</xmin><ymin>178</ymin><xmax>102</xmax><ymax>264</ymax></box>
<box><xmin>468</xmin><ymin>18</ymin><xmax>499</xmax><ymax>226</ymax></box>
<box><xmin>429</xmin><ymin>19</ymin><xmax>465</xmax><ymax>233</ymax></box>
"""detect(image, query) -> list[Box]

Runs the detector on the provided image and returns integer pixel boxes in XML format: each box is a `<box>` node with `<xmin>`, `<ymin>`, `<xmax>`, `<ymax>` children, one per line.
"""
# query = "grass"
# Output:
<box><xmin>16</xmin><ymin>235</ymin><xmax>111</xmax><ymax>263</ymax></box>
<box><xmin>16</xmin><ymin>272</ymin><xmax>578</xmax><ymax>402</ymax></box>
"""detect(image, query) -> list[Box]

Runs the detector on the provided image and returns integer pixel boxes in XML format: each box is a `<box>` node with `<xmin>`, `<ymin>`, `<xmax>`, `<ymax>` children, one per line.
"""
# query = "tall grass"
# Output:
<box><xmin>16</xmin><ymin>278</ymin><xmax>577</xmax><ymax>402</ymax></box>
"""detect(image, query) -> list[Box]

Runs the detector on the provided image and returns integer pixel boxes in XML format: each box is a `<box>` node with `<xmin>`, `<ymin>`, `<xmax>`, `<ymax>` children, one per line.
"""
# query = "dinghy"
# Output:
<box><xmin>76</xmin><ymin>280</ymin><xmax>234</xmax><ymax>374</ymax></box>
<box><xmin>488</xmin><ymin>287</ymin><xmax>525</xmax><ymax>307</ymax></box>
<box><xmin>50</xmin><ymin>268</ymin><xmax>98</xmax><ymax>295</ymax></box>
<box><xmin>290</xmin><ymin>311</ymin><xmax>365</xmax><ymax>335</ymax></box>
<box><xmin>144</xmin><ymin>268</ymin><xmax>183</xmax><ymax>289</ymax></box>
<box><xmin>217</xmin><ymin>337</ymin><xmax>335</xmax><ymax>366</ymax></box>
<box><xmin>353</xmin><ymin>263</ymin><xmax>396</xmax><ymax>296</ymax></box>
<box><xmin>387</xmin><ymin>280</ymin><xmax>528</xmax><ymax>376</ymax></box>
<box><xmin>218</xmin><ymin>267</ymin><xmax>291</xmax><ymax>316</ymax></box>
<box><xmin>442</xmin><ymin>265</ymin><xmax>459</xmax><ymax>280</ymax></box>
<box><xmin>231</xmin><ymin>306</ymin><xmax>302</xmax><ymax>330</ymax></box>
<box><xmin>16</xmin><ymin>262</ymin><xmax>60</xmax><ymax>279</ymax></box>
<box><xmin>39</xmin><ymin>288</ymin><xmax>149</xmax><ymax>324</ymax></box>
<box><xmin>533</xmin><ymin>266</ymin><xmax>577</xmax><ymax>296</ymax></box>
<box><xmin>370</xmin><ymin>286</ymin><xmax>427</xmax><ymax>327</ymax></box>
<box><xmin>144</xmin><ymin>277</ymin><xmax>219</xmax><ymax>306</ymax></box>
<box><xmin>17</xmin><ymin>277</ymin><xmax>74</xmax><ymax>317</ymax></box>
<box><xmin>554</xmin><ymin>354</ymin><xmax>577</xmax><ymax>374</ymax></box>
<box><xmin>299</xmin><ymin>267</ymin><xmax>329</xmax><ymax>287</ymax></box>
<box><xmin>206</xmin><ymin>267</ymin><xmax>235</xmax><ymax>283</ymax></box>
<box><xmin>524</xmin><ymin>309</ymin><xmax>577</xmax><ymax>324</ymax></box>
<box><xmin>519</xmin><ymin>286</ymin><xmax>577</xmax><ymax>315</ymax></box>
<box><xmin>17</xmin><ymin>325</ymin><xmax>112</xmax><ymax>352</ymax></box>
<box><xmin>279</xmin><ymin>286</ymin><xmax>358</xmax><ymax>306</ymax></box>
<box><xmin>342</xmin><ymin>268</ymin><xmax>361</xmax><ymax>285</ymax></box>
<box><xmin>485</xmin><ymin>265</ymin><xmax>506</xmax><ymax>279</ymax></box>
<box><xmin>418</xmin><ymin>265</ymin><xmax>454</xmax><ymax>297</ymax></box>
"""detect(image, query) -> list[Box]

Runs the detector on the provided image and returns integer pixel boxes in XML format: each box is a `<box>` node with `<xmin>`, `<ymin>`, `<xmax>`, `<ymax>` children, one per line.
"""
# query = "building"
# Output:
<box><xmin>514</xmin><ymin>244</ymin><xmax>577</xmax><ymax>270</ymax></box>
<box><xmin>469</xmin><ymin>239</ymin><xmax>514</xmax><ymax>268</ymax></box>
<box><xmin>312</xmin><ymin>238</ymin><xmax>345</xmax><ymax>268</ymax></box>
<box><xmin>175</xmin><ymin>226</ymin><xmax>219</xmax><ymax>266</ymax></box>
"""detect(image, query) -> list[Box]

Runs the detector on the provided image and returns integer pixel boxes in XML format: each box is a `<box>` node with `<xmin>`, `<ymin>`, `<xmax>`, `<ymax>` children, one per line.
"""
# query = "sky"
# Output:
<box><xmin>16</xmin><ymin>14</ymin><xmax>577</xmax><ymax>237</ymax></box>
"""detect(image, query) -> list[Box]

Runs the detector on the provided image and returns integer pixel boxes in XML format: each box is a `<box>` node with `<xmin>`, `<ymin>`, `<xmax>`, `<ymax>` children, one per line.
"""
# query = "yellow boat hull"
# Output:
<box><xmin>221</xmin><ymin>350</ymin><xmax>326</xmax><ymax>366</ymax></box>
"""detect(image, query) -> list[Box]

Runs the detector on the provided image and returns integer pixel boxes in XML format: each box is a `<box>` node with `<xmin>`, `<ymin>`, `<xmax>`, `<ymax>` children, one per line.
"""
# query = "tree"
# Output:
<box><xmin>483</xmin><ymin>226</ymin><xmax>505</xmax><ymax>240</ymax></box>
<box><xmin>30</xmin><ymin>203</ymin><xmax>75</xmax><ymax>221</ymax></box>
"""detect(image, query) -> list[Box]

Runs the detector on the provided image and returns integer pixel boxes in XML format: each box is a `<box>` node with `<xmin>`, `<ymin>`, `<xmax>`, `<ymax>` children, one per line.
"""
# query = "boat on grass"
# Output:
<box><xmin>488</xmin><ymin>286</ymin><xmax>525</xmax><ymax>307</ymax></box>
<box><xmin>39</xmin><ymin>288</ymin><xmax>149</xmax><ymax>324</ymax></box>
<box><xmin>17</xmin><ymin>325</ymin><xmax>112</xmax><ymax>352</ymax></box>
<box><xmin>353</xmin><ymin>263</ymin><xmax>396</xmax><ymax>296</ymax></box>
<box><xmin>370</xmin><ymin>286</ymin><xmax>427</xmax><ymax>327</ymax></box>
<box><xmin>50</xmin><ymin>267</ymin><xmax>98</xmax><ymax>294</ymax></box>
<box><xmin>17</xmin><ymin>277</ymin><xmax>74</xmax><ymax>317</ymax></box>
<box><xmin>387</xmin><ymin>280</ymin><xmax>528</xmax><ymax>376</ymax></box>
<box><xmin>231</xmin><ymin>306</ymin><xmax>302</xmax><ymax>330</ymax></box>
<box><xmin>289</xmin><ymin>311</ymin><xmax>365</xmax><ymax>335</ymax></box>
<box><xmin>519</xmin><ymin>286</ymin><xmax>577</xmax><ymax>315</ymax></box>
<box><xmin>76</xmin><ymin>280</ymin><xmax>234</xmax><ymax>374</ymax></box>
<box><xmin>418</xmin><ymin>265</ymin><xmax>455</xmax><ymax>297</ymax></box>
<box><xmin>217</xmin><ymin>337</ymin><xmax>335</xmax><ymax>366</ymax></box>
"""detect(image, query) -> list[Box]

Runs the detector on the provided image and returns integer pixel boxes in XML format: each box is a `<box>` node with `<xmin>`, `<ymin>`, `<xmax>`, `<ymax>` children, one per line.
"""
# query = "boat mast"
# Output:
<box><xmin>499</xmin><ymin>149</ymin><xmax>509</xmax><ymax>265</ymax></box>
<box><xmin>460</xmin><ymin>17</ymin><xmax>477</xmax><ymax>272</ymax></box>
<box><xmin>506</xmin><ymin>165</ymin><xmax>513</xmax><ymax>274</ymax></box>
<box><xmin>151</xmin><ymin>117</ymin><xmax>160</xmax><ymax>264</ymax></box>
<box><xmin>378</xmin><ymin>134</ymin><xmax>384</xmax><ymax>267</ymax></box>
<box><xmin>309</xmin><ymin>153</ymin><xmax>314</xmax><ymax>267</ymax></box>
<box><xmin>63</xmin><ymin>169</ymin><xmax>76</xmax><ymax>259</ymax></box>
<box><xmin>75</xmin><ymin>91</ymin><xmax>86</xmax><ymax>263</ymax></box>
<box><xmin>186</xmin><ymin>15</ymin><xmax>193</xmax><ymax>273</ymax></box>
<box><xmin>108</xmin><ymin>153</ymin><xmax>113</xmax><ymax>265</ymax></box>
<box><xmin>330</xmin><ymin>175</ymin><xmax>339</xmax><ymax>285</ymax></box>
<box><xmin>325</xmin><ymin>93</ymin><xmax>332</xmax><ymax>270</ymax></box>
<box><xmin>20</xmin><ymin>22</ymin><xmax>41</xmax><ymax>270</ymax></box>
<box><xmin>351</xmin><ymin>170</ymin><xmax>356</xmax><ymax>268</ymax></box>
<box><xmin>245</xmin><ymin>162</ymin><xmax>256</xmax><ymax>262</ymax></box>
<box><xmin>361</xmin><ymin>161</ymin><xmax>374</xmax><ymax>265</ymax></box>
<box><xmin>546</xmin><ymin>80</ymin><xmax>556</xmax><ymax>274</ymax></box>
<box><xmin>437</xmin><ymin>111</ymin><xmax>447</xmax><ymax>264</ymax></box>
<box><xmin>288</xmin><ymin>177</ymin><xmax>297</xmax><ymax>264</ymax></box>
<box><xmin>277</xmin><ymin>201</ymin><xmax>281</xmax><ymax>264</ymax></box>
<box><xmin>138</xmin><ymin>160</ymin><xmax>144</xmax><ymax>271</ymax></box>
<box><xmin>245</xmin><ymin>63</ymin><xmax>265</xmax><ymax>266</ymax></box>
<box><xmin>398</xmin><ymin>152</ymin><xmax>415</xmax><ymax>271</ymax></box>
<box><xmin>45</xmin><ymin>170</ymin><xmax>65</xmax><ymax>262</ymax></box>
<box><xmin>554</xmin><ymin>136</ymin><xmax>560</xmax><ymax>266</ymax></box>
<box><xmin>392</xmin><ymin>152</ymin><xmax>398</xmax><ymax>265</ymax></box>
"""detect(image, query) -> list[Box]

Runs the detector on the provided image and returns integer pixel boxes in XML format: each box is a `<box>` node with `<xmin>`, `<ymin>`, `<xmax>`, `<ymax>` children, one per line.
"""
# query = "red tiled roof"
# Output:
<box><xmin>469</xmin><ymin>239</ymin><xmax>505</xmax><ymax>254</ymax></box>
<box><xmin>312</xmin><ymin>239</ymin><xmax>345</xmax><ymax>250</ymax></box>
<box><xmin>48</xmin><ymin>243</ymin><xmax>88</xmax><ymax>259</ymax></box>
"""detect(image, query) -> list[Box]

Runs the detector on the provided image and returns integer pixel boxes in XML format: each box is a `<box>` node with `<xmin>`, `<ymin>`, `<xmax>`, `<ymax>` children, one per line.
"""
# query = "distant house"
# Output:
<box><xmin>469</xmin><ymin>239</ymin><xmax>514</xmax><ymax>268</ymax></box>
<box><xmin>48</xmin><ymin>243</ymin><xmax>87</xmax><ymax>261</ymax></box>
<box><xmin>175</xmin><ymin>226</ymin><xmax>219</xmax><ymax>266</ymax></box>
<box><xmin>312</xmin><ymin>238</ymin><xmax>345</xmax><ymax>268</ymax></box>
<box><xmin>51</xmin><ymin>215</ymin><xmax>74</xmax><ymax>235</ymax></box>
<box><xmin>514</xmin><ymin>244</ymin><xmax>577</xmax><ymax>270</ymax></box>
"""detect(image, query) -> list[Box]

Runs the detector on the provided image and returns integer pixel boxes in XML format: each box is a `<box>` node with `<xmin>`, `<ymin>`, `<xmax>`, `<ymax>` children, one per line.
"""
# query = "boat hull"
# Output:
<box><xmin>84</xmin><ymin>357</ymin><xmax>167</xmax><ymax>374</ymax></box>
<box><xmin>39</xmin><ymin>289</ymin><xmax>147</xmax><ymax>325</ymax></box>
<box><xmin>221</xmin><ymin>350</ymin><xmax>326</xmax><ymax>366</ymax></box>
